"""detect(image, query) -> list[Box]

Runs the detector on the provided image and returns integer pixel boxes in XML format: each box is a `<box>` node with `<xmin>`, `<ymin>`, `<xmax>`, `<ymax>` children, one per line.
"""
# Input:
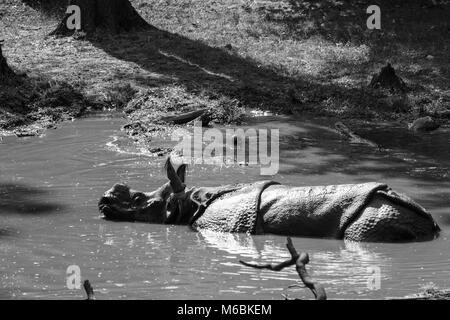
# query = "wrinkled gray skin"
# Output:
<box><xmin>98</xmin><ymin>158</ymin><xmax>440</xmax><ymax>242</ymax></box>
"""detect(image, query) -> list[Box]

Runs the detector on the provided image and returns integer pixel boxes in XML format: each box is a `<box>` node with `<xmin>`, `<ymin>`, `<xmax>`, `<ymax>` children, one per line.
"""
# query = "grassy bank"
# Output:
<box><xmin>0</xmin><ymin>73</ymin><xmax>88</xmax><ymax>136</ymax></box>
<box><xmin>0</xmin><ymin>0</ymin><xmax>449</xmax><ymax>136</ymax></box>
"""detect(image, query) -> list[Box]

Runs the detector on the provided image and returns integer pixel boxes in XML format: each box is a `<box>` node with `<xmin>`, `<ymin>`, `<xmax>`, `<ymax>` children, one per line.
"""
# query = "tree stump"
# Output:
<box><xmin>369</xmin><ymin>63</ymin><xmax>407</xmax><ymax>93</ymax></box>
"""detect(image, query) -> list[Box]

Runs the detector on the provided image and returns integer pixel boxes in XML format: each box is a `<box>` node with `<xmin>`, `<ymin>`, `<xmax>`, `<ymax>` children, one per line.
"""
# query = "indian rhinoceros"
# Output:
<box><xmin>98</xmin><ymin>158</ymin><xmax>440</xmax><ymax>242</ymax></box>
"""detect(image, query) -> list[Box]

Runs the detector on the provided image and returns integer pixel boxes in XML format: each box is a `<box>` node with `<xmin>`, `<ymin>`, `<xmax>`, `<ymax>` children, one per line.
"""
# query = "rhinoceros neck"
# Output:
<box><xmin>189</xmin><ymin>181</ymin><xmax>280</xmax><ymax>233</ymax></box>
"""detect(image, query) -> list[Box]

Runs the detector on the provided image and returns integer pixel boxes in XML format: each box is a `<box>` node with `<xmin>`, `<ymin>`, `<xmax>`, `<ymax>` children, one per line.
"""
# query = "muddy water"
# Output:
<box><xmin>0</xmin><ymin>114</ymin><xmax>449</xmax><ymax>300</ymax></box>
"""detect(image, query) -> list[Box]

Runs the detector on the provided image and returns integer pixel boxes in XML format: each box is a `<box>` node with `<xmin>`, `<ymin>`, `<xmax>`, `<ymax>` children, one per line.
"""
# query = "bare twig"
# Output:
<box><xmin>240</xmin><ymin>237</ymin><xmax>327</xmax><ymax>300</ymax></box>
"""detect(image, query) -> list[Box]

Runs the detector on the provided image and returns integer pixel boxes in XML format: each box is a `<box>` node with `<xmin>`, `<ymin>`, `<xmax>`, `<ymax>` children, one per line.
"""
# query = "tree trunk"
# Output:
<box><xmin>50</xmin><ymin>0</ymin><xmax>149</xmax><ymax>36</ymax></box>
<box><xmin>0</xmin><ymin>41</ymin><xmax>14</xmax><ymax>78</ymax></box>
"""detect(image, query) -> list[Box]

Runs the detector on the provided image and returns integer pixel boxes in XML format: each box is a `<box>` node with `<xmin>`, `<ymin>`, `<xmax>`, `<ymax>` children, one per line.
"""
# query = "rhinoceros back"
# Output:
<box><xmin>260</xmin><ymin>182</ymin><xmax>439</xmax><ymax>241</ymax></box>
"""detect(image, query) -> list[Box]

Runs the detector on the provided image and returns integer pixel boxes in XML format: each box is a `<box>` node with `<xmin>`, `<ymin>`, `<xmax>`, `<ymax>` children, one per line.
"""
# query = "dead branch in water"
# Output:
<box><xmin>335</xmin><ymin>121</ymin><xmax>383</xmax><ymax>150</ymax></box>
<box><xmin>240</xmin><ymin>237</ymin><xmax>327</xmax><ymax>300</ymax></box>
<box><xmin>83</xmin><ymin>280</ymin><xmax>95</xmax><ymax>300</ymax></box>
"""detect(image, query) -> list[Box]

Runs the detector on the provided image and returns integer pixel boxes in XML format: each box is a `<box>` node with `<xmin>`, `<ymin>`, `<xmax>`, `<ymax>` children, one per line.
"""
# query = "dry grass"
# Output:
<box><xmin>0</xmin><ymin>0</ymin><xmax>449</xmax><ymax>134</ymax></box>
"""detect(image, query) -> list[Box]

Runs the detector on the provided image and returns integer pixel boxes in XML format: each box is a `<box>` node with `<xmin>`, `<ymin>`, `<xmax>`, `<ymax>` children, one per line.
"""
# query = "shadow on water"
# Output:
<box><xmin>241</xmin><ymin>117</ymin><xmax>449</xmax><ymax>180</ymax></box>
<box><xmin>0</xmin><ymin>182</ymin><xmax>64</xmax><ymax>215</ymax></box>
<box><xmin>0</xmin><ymin>226</ymin><xmax>20</xmax><ymax>238</ymax></box>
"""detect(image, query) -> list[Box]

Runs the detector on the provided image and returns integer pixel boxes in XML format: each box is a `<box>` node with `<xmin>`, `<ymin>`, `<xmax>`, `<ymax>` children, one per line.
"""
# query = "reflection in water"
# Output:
<box><xmin>0</xmin><ymin>115</ymin><xmax>449</xmax><ymax>299</ymax></box>
<box><xmin>312</xmin><ymin>241</ymin><xmax>390</xmax><ymax>296</ymax></box>
<box><xmin>198</xmin><ymin>229</ymin><xmax>393</xmax><ymax>297</ymax></box>
<box><xmin>198</xmin><ymin>229</ymin><xmax>263</xmax><ymax>259</ymax></box>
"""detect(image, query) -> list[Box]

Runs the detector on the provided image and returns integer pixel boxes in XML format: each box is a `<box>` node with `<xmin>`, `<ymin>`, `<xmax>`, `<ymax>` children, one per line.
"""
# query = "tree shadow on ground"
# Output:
<box><xmin>90</xmin><ymin>25</ymin><xmax>386</xmax><ymax>118</ymax></box>
<box><xmin>0</xmin><ymin>182</ymin><xmax>64</xmax><ymax>214</ymax></box>
<box><xmin>84</xmin><ymin>0</ymin><xmax>450</xmax><ymax>123</ymax></box>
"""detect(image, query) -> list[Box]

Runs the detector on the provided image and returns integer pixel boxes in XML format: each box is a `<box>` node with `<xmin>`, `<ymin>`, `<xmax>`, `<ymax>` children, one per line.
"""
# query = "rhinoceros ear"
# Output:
<box><xmin>165</xmin><ymin>157</ymin><xmax>185</xmax><ymax>193</ymax></box>
<box><xmin>176</xmin><ymin>164</ymin><xmax>187</xmax><ymax>183</ymax></box>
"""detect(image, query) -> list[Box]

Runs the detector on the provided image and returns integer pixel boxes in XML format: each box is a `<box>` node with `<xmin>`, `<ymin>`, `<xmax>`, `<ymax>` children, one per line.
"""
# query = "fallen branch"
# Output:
<box><xmin>240</xmin><ymin>237</ymin><xmax>327</xmax><ymax>300</ymax></box>
<box><xmin>160</xmin><ymin>109</ymin><xmax>207</xmax><ymax>125</ymax></box>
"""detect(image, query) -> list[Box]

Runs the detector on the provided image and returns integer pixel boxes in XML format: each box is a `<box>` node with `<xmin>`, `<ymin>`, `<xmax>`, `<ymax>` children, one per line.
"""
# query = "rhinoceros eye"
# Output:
<box><xmin>131</xmin><ymin>192</ymin><xmax>146</xmax><ymax>205</ymax></box>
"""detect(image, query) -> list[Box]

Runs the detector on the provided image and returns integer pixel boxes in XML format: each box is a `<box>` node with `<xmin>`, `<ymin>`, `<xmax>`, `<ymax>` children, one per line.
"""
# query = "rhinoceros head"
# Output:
<box><xmin>98</xmin><ymin>158</ymin><xmax>193</xmax><ymax>223</ymax></box>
